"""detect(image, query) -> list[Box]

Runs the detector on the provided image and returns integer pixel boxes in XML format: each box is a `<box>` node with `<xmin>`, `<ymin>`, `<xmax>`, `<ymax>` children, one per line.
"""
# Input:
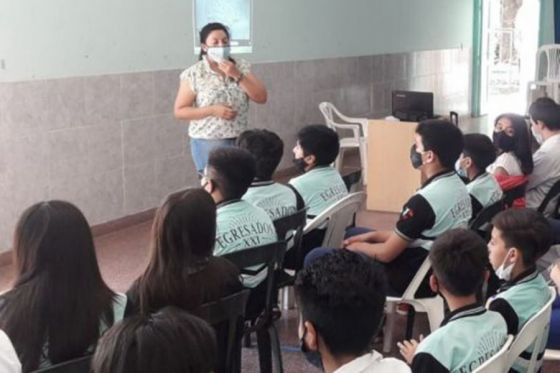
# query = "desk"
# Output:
<box><xmin>366</xmin><ymin>120</ymin><xmax>422</xmax><ymax>213</ymax></box>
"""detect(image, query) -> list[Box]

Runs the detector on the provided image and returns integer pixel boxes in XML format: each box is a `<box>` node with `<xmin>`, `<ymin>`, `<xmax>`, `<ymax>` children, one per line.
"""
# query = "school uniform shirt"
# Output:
<box><xmin>243</xmin><ymin>181</ymin><xmax>301</xmax><ymax>221</ymax></box>
<box><xmin>335</xmin><ymin>350</ymin><xmax>410</xmax><ymax>373</ymax></box>
<box><xmin>487</xmin><ymin>152</ymin><xmax>523</xmax><ymax>176</ymax></box>
<box><xmin>411</xmin><ymin>304</ymin><xmax>508</xmax><ymax>373</ymax></box>
<box><xmin>488</xmin><ymin>269</ymin><xmax>551</xmax><ymax>373</ymax></box>
<box><xmin>526</xmin><ymin>134</ymin><xmax>560</xmax><ymax>216</ymax></box>
<box><xmin>0</xmin><ymin>331</ymin><xmax>20</xmax><ymax>373</ymax></box>
<box><xmin>289</xmin><ymin>166</ymin><xmax>348</xmax><ymax>218</ymax></box>
<box><xmin>467</xmin><ymin>172</ymin><xmax>503</xmax><ymax>218</ymax></box>
<box><xmin>395</xmin><ymin>170</ymin><xmax>472</xmax><ymax>250</ymax></box>
<box><xmin>214</xmin><ymin>199</ymin><xmax>277</xmax><ymax>288</ymax></box>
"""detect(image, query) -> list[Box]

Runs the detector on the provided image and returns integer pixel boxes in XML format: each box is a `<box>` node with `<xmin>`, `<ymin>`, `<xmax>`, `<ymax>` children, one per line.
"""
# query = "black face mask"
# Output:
<box><xmin>293</xmin><ymin>158</ymin><xmax>307</xmax><ymax>173</ymax></box>
<box><xmin>493</xmin><ymin>132</ymin><xmax>516</xmax><ymax>152</ymax></box>
<box><xmin>300</xmin><ymin>329</ymin><xmax>323</xmax><ymax>369</ymax></box>
<box><xmin>410</xmin><ymin>144</ymin><xmax>423</xmax><ymax>169</ymax></box>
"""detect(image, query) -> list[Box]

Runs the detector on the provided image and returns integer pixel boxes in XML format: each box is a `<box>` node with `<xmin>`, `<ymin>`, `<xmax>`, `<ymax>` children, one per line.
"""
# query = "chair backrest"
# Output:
<box><xmin>304</xmin><ymin>192</ymin><xmax>365</xmax><ymax>248</ymax></box>
<box><xmin>536</xmin><ymin>45</ymin><xmax>560</xmax><ymax>83</ymax></box>
<box><xmin>400</xmin><ymin>256</ymin><xmax>433</xmax><ymax>300</ymax></box>
<box><xmin>537</xmin><ymin>178</ymin><xmax>560</xmax><ymax>218</ymax></box>
<box><xmin>319</xmin><ymin>102</ymin><xmax>367</xmax><ymax>137</ymax></box>
<box><xmin>472</xmin><ymin>335</ymin><xmax>515</xmax><ymax>373</ymax></box>
<box><xmin>194</xmin><ymin>289</ymin><xmax>250</xmax><ymax>372</ymax></box>
<box><xmin>469</xmin><ymin>199</ymin><xmax>504</xmax><ymax>231</ymax></box>
<box><xmin>342</xmin><ymin>170</ymin><xmax>363</xmax><ymax>193</ymax></box>
<box><xmin>273</xmin><ymin>208</ymin><xmax>307</xmax><ymax>267</ymax></box>
<box><xmin>32</xmin><ymin>356</ymin><xmax>92</xmax><ymax>373</ymax></box>
<box><xmin>503</xmin><ymin>182</ymin><xmax>528</xmax><ymax>208</ymax></box>
<box><xmin>222</xmin><ymin>242</ymin><xmax>287</xmax><ymax>319</ymax></box>
<box><xmin>506</xmin><ymin>287</ymin><xmax>557</xmax><ymax>372</ymax></box>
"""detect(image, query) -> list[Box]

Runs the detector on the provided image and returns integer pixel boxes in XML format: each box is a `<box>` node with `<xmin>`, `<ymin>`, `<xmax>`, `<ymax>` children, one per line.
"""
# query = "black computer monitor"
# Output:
<box><xmin>392</xmin><ymin>91</ymin><xmax>434</xmax><ymax>122</ymax></box>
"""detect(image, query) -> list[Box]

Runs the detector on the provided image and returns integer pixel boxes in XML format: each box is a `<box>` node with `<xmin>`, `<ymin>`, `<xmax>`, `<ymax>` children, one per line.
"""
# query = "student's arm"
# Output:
<box><xmin>410</xmin><ymin>353</ymin><xmax>449</xmax><ymax>373</ymax></box>
<box><xmin>492</xmin><ymin>167</ymin><xmax>510</xmax><ymax>177</ymax></box>
<box><xmin>470</xmin><ymin>195</ymin><xmax>483</xmax><ymax>220</ymax></box>
<box><xmin>526</xmin><ymin>150</ymin><xmax>545</xmax><ymax>190</ymax></box>
<box><xmin>488</xmin><ymin>298</ymin><xmax>519</xmax><ymax>334</ymax></box>
<box><xmin>346</xmin><ymin>232</ymin><xmax>410</xmax><ymax>263</ymax></box>
<box><xmin>344</xmin><ymin>230</ymin><xmax>393</xmax><ymax>244</ymax></box>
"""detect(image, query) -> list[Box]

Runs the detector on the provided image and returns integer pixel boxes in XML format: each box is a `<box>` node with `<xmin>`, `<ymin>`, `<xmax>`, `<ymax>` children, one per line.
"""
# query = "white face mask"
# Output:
<box><xmin>206</xmin><ymin>46</ymin><xmax>231</xmax><ymax>63</ymax></box>
<box><xmin>495</xmin><ymin>249</ymin><xmax>516</xmax><ymax>281</ymax></box>
<box><xmin>531</xmin><ymin>124</ymin><xmax>544</xmax><ymax>144</ymax></box>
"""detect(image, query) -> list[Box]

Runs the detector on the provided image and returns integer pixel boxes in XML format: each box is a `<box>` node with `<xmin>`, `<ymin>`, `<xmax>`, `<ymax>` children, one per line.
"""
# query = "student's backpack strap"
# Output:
<box><xmin>286</xmin><ymin>184</ymin><xmax>305</xmax><ymax>210</ymax></box>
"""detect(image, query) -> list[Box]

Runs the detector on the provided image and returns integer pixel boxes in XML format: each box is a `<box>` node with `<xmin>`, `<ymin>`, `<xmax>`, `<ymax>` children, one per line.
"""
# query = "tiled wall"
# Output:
<box><xmin>0</xmin><ymin>47</ymin><xmax>470</xmax><ymax>251</ymax></box>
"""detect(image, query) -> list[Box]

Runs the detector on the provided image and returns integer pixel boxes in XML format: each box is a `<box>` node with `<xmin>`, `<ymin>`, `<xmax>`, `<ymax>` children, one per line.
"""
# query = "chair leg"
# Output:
<box><xmin>256</xmin><ymin>329</ymin><xmax>272</xmax><ymax>373</ymax></box>
<box><xmin>359</xmin><ymin>142</ymin><xmax>367</xmax><ymax>185</ymax></box>
<box><xmin>244</xmin><ymin>331</ymin><xmax>252</xmax><ymax>348</ymax></box>
<box><xmin>269</xmin><ymin>325</ymin><xmax>284</xmax><ymax>373</ymax></box>
<box><xmin>282</xmin><ymin>287</ymin><xmax>295</xmax><ymax>310</ymax></box>
<box><xmin>383</xmin><ymin>302</ymin><xmax>396</xmax><ymax>353</ymax></box>
<box><xmin>405</xmin><ymin>307</ymin><xmax>416</xmax><ymax>340</ymax></box>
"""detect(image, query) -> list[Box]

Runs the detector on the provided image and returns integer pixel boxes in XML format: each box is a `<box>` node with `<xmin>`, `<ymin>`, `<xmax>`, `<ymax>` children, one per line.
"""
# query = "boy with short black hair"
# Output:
<box><xmin>527</xmin><ymin>97</ymin><xmax>560</xmax><ymax>215</ymax></box>
<box><xmin>295</xmin><ymin>249</ymin><xmax>410</xmax><ymax>373</ymax></box>
<box><xmin>289</xmin><ymin>124</ymin><xmax>348</xmax><ymax>219</ymax></box>
<box><xmin>202</xmin><ymin>147</ymin><xmax>277</xmax><ymax>289</ymax></box>
<box><xmin>456</xmin><ymin>133</ymin><xmax>503</xmax><ymax>218</ymax></box>
<box><xmin>487</xmin><ymin>208</ymin><xmax>553</xmax><ymax>372</ymax></box>
<box><xmin>398</xmin><ymin>229</ymin><xmax>508</xmax><ymax>373</ymax></box>
<box><xmin>342</xmin><ymin>119</ymin><xmax>471</xmax><ymax>295</ymax></box>
<box><xmin>237</xmin><ymin>129</ymin><xmax>303</xmax><ymax>220</ymax></box>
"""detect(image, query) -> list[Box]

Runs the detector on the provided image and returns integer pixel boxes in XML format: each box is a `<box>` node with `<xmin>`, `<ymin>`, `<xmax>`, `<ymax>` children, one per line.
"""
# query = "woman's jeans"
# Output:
<box><xmin>190</xmin><ymin>138</ymin><xmax>236</xmax><ymax>172</ymax></box>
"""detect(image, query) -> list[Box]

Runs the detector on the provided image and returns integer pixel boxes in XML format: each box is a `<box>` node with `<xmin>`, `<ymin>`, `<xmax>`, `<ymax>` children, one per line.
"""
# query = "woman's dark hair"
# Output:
<box><xmin>92</xmin><ymin>307</ymin><xmax>217</xmax><ymax>373</ymax></box>
<box><xmin>133</xmin><ymin>189</ymin><xmax>218</xmax><ymax>314</ymax></box>
<box><xmin>492</xmin><ymin>208</ymin><xmax>552</xmax><ymax>266</ymax></box>
<box><xmin>0</xmin><ymin>201</ymin><xmax>116</xmax><ymax>372</ymax></box>
<box><xmin>198</xmin><ymin>22</ymin><xmax>230</xmax><ymax>60</ymax></box>
<box><xmin>529</xmin><ymin>97</ymin><xmax>560</xmax><ymax>130</ymax></box>
<box><xmin>494</xmin><ymin>113</ymin><xmax>534</xmax><ymax>175</ymax></box>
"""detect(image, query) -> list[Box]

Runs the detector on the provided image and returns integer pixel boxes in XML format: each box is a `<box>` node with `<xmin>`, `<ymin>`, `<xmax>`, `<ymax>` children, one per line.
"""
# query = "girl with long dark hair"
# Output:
<box><xmin>0</xmin><ymin>201</ymin><xmax>126</xmax><ymax>372</ymax></box>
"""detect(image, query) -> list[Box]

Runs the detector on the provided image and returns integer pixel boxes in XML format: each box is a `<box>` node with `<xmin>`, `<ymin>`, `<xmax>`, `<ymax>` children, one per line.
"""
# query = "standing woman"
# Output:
<box><xmin>174</xmin><ymin>23</ymin><xmax>267</xmax><ymax>172</ymax></box>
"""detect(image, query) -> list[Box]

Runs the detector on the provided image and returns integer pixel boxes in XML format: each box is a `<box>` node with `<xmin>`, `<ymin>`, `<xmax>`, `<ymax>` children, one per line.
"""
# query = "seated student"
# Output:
<box><xmin>92</xmin><ymin>307</ymin><xmax>217</xmax><ymax>373</ymax></box>
<box><xmin>0</xmin><ymin>201</ymin><xmax>126</xmax><ymax>372</ymax></box>
<box><xmin>456</xmin><ymin>133</ymin><xmax>503</xmax><ymax>219</ymax></box>
<box><xmin>125</xmin><ymin>189</ymin><xmax>241</xmax><ymax>373</ymax></box>
<box><xmin>0</xmin><ymin>331</ymin><xmax>21</xmax><ymax>373</ymax></box>
<box><xmin>487</xmin><ymin>113</ymin><xmax>534</xmax><ymax>208</ymax></box>
<box><xmin>237</xmin><ymin>129</ymin><xmax>303</xmax><ymax>220</ymax></box>
<box><xmin>547</xmin><ymin>260</ymin><xmax>560</xmax><ymax>349</ymax></box>
<box><xmin>289</xmin><ymin>124</ymin><xmax>348</xmax><ymax>219</ymax></box>
<box><xmin>202</xmin><ymin>147</ymin><xmax>277</xmax><ymax>315</ymax></box>
<box><xmin>296</xmin><ymin>249</ymin><xmax>410</xmax><ymax>373</ymax></box>
<box><xmin>341</xmin><ymin>119</ymin><xmax>471</xmax><ymax>296</ymax></box>
<box><xmin>487</xmin><ymin>208</ymin><xmax>553</xmax><ymax>372</ymax></box>
<box><xmin>526</xmin><ymin>97</ymin><xmax>560</xmax><ymax>216</ymax></box>
<box><xmin>398</xmin><ymin>229</ymin><xmax>508</xmax><ymax>373</ymax></box>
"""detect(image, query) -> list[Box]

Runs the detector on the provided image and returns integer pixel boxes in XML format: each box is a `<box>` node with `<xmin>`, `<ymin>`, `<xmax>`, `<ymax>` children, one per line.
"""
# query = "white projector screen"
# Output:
<box><xmin>193</xmin><ymin>0</ymin><xmax>253</xmax><ymax>54</ymax></box>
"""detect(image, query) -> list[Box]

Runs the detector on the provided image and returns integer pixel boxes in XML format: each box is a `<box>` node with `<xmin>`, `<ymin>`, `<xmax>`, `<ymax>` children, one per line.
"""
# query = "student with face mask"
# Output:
<box><xmin>174</xmin><ymin>22</ymin><xmax>268</xmax><ymax>173</ymax></box>
<box><xmin>398</xmin><ymin>229</ymin><xmax>508</xmax><ymax>373</ymax></box>
<box><xmin>526</xmin><ymin>97</ymin><xmax>560</xmax><ymax>216</ymax></box>
<box><xmin>295</xmin><ymin>249</ymin><xmax>410</xmax><ymax>373</ymax></box>
<box><xmin>456</xmin><ymin>134</ymin><xmax>503</xmax><ymax>219</ymax></box>
<box><xmin>487</xmin><ymin>208</ymin><xmax>553</xmax><ymax>373</ymax></box>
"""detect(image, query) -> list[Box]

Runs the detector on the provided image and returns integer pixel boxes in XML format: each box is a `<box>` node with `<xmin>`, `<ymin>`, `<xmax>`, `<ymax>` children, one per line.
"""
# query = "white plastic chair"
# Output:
<box><xmin>318</xmin><ymin>102</ymin><xmax>368</xmax><ymax>185</ymax></box>
<box><xmin>544</xmin><ymin>348</ymin><xmax>560</xmax><ymax>361</ymax></box>
<box><xmin>472</xmin><ymin>335</ymin><xmax>514</xmax><ymax>373</ymax></box>
<box><xmin>383</xmin><ymin>257</ymin><xmax>445</xmax><ymax>353</ymax></box>
<box><xmin>505</xmin><ymin>286</ymin><xmax>557</xmax><ymax>373</ymax></box>
<box><xmin>529</xmin><ymin>45</ymin><xmax>560</xmax><ymax>105</ymax></box>
<box><xmin>303</xmin><ymin>192</ymin><xmax>365</xmax><ymax>248</ymax></box>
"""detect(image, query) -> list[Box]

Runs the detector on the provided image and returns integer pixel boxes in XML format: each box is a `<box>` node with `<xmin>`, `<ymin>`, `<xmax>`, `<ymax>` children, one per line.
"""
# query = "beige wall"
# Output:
<box><xmin>0</xmin><ymin>48</ymin><xmax>470</xmax><ymax>251</ymax></box>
